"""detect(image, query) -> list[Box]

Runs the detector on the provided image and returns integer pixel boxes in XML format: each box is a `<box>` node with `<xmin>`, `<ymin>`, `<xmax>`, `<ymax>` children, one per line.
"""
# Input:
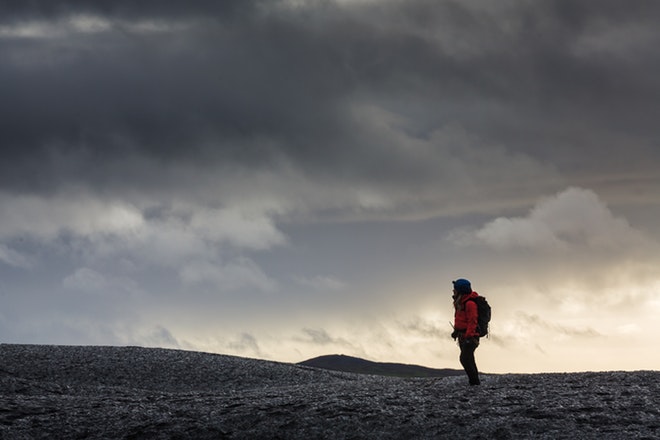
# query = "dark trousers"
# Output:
<box><xmin>459</xmin><ymin>339</ymin><xmax>480</xmax><ymax>385</ymax></box>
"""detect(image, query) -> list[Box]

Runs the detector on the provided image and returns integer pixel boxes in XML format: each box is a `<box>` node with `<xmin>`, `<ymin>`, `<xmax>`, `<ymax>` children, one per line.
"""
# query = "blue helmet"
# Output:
<box><xmin>452</xmin><ymin>278</ymin><xmax>472</xmax><ymax>295</ymax></box>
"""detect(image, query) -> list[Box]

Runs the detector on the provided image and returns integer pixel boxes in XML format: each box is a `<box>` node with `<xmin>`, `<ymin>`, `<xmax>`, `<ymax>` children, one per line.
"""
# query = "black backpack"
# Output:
<box><xmin>468</xmin><ymin>296</ymin><xmax>491</xmax><ymax>337</ymax></box>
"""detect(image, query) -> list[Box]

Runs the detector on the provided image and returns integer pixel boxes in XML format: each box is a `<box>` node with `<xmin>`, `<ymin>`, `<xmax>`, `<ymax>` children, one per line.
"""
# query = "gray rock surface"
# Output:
<box><xmin>1</xmin><ymin>344</ymin><xmax>658</xmax><ymax>439</ymax></box>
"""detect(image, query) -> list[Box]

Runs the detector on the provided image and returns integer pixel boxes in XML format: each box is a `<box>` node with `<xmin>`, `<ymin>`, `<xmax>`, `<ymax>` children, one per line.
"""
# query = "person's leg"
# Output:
<box><xmin>459</xmin><ymin>340</ymin><xmax>480</xmax><ymax>385</ymax></box>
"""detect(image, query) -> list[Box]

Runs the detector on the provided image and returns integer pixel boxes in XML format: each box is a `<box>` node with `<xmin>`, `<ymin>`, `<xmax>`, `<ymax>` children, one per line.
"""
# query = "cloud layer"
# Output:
<box><xmin>470</xmin><ymin>187</ymin><xmax>647</xmax><ymax>251</ymax></box>
<box><xmin>1</xmin><ymin>1</ymin><xmax>659</xmax><ymax>372</ymax></box>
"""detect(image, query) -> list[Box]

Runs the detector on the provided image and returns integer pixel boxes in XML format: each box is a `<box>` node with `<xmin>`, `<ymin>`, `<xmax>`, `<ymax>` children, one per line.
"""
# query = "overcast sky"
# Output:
<box><xmin>1</xmin><ymin>0</ymin><xmax>659</xmax><ymax>373</ymax></box>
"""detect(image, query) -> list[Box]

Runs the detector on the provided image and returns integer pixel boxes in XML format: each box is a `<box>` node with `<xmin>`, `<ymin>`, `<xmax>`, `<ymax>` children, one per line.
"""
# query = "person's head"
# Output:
<box><xmin>452</xmin><ymin>278</ymin><xmax>472</xmax><ymax>296</ymax></box>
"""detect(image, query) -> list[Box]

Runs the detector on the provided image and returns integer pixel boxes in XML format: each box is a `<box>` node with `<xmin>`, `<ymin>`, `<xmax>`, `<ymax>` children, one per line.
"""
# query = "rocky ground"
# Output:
<box><xmin>1</xmin><ymin>344</ymin><xmax>658</xmax><ymax>439</ymax></box>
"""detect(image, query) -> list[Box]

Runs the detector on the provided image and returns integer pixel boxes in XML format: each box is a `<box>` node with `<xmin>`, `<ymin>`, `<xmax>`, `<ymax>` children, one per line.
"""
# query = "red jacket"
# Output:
<box><xmin>454</xmin><ymin>291</ymin><xmax>480</xmax><ymax>338</ymax></box>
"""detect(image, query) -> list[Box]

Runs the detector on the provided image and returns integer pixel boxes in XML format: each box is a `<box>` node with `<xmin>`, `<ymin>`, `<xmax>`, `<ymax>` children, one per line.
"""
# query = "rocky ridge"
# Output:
<box><xmin>1</xmin><ymin>344</ymin><xmax>659</xmax><ymax>439</ymax></box>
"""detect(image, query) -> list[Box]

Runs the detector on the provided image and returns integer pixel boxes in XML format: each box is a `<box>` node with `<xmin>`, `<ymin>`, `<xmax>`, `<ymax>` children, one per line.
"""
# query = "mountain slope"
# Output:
<box><xmin>298</xmin><ymin>354</ymin><xmax>465</xmax><ymax>377</ymax></box>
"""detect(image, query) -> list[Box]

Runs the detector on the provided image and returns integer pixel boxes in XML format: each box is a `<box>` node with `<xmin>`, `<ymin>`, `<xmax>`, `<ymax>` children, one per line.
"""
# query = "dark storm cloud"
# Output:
<box><xmin>1</xmin><ymin>0</ymin><xmax>351</xmax><ymax>191</ymax></box>
<box><xmin>0</xmin><ymin>0</ymin><xmax>255</xmax><ymax>21</ymax></box>
<box><xmin>1</xmin><ymin>0</ymin><xmax>659</xmax><ymax>194</ymax></box>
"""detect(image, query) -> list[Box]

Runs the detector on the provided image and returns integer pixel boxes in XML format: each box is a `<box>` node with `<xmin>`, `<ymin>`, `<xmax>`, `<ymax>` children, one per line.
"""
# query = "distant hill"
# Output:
<box><xmin>298</xmin><ymin>354</ymin><xmax>464</xmax><ymax>378</ymax></box>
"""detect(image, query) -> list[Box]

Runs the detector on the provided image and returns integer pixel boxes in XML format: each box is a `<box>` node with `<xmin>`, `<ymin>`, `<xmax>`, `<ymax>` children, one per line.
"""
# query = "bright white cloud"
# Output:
<box><xmin>63</xmin><ymin>268</ymin><xmax>109</xmax><ymax>292</ymax></box>
<box><xmin>0</xmin><ymin>14</ymin><xmax>187</xmax><ymax>39</ymax></box>
<box><xmin>189</xmin><ymin>207</ymin><xmax>287</xmax><ymax>250</ymax></box>
<box><xmin>0</xmin><ymin>189</ymin><xmax>287</xmax><ymax>283</ymax></box>
<box><xmin>294</xmin><ymin>275</ymin><xmax>347</xmax><ymax>291</ymax></box>
<box><xmin>0</xmin><ymin>191</ymin><xmax>143</xmax><ymax>240</ymax></box>
<box><xmin>85</xmin><ymin>217</ymin><xmax>214</xmax><ymax>269</ymax></box>
<box><xmin>467</xmin><ymin>187</ymin><xmax>647</xmax><ymax>251</ymax></box>
<box><xmin>179</xmin><ymin>258</ymin><xmax>277</xmax><ymax>293</ymax></box>
<box><xmin>0</xmin><ymin>244</ymin><xmax>32</xmax><ymax>268</ymax></box>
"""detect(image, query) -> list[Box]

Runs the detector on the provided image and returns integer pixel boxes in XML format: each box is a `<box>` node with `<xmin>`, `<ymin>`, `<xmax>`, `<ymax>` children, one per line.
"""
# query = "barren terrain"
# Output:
<box><xmin>1</xmin><ymin>344</ymin><xmax>658</xmax><ymax>439</ymax></box>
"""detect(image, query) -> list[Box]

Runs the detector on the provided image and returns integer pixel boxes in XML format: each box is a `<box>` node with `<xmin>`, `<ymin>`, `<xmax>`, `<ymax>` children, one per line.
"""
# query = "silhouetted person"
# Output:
<box><xmin>451</xmin><ymin>278</ymin><xmax>481</xmax><ymax>385</ymax></box>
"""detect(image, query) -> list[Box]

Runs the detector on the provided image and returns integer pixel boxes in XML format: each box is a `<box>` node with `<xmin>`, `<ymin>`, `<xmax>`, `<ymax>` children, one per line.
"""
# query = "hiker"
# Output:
<box><xmin>451</xmin><ymin>278</ymin><xmax>481</xmax><ymax>386</ymax></box>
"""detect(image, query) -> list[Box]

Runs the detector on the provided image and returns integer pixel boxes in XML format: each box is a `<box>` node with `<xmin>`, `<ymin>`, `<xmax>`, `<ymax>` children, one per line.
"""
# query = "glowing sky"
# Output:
<box><xmin>1</xmin><ymin>0</ymin><xmax>659</xmax><ymax>373</ymax></box>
